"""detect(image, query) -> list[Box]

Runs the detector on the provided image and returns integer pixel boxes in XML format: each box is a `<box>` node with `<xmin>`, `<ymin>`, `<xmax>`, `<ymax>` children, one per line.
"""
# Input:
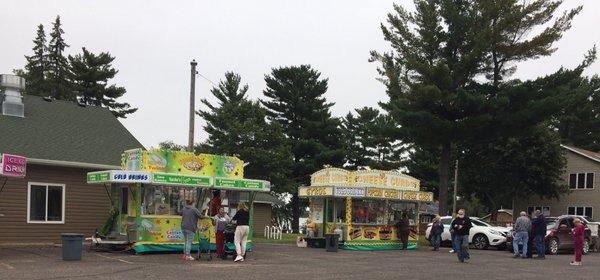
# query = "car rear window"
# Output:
<box><xmin>442</xmin><ymin>218</ymin><xmax>452</xmax><ymax>225</ymax></box>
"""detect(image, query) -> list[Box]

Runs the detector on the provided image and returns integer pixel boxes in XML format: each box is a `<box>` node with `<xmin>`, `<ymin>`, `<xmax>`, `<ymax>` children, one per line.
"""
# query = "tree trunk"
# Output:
<box><xmin>438</xmin><ymin>142</ymin><xmax>451</xmax><ymax>216</ymax></box>
<box><xmin>291</xmin><ymin>193</ymin><xmax>300</xmax><ymax>234</ymax></box>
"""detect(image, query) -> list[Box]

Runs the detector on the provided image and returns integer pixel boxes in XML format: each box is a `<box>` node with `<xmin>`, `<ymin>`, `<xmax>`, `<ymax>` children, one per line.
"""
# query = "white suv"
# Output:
<box><xmin>425</xmin><ymin>216</ymin><xmax>510</xmax><ymax>249</ymax></box>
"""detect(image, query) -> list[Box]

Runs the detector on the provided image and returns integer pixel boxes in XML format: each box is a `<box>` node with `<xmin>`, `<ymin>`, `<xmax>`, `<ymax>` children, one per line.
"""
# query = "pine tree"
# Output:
<box><xmin>459</xmin><ymin>125</ymin><xmax>568</xmax><ymax>213</ymax></box>
<box><xmin>261</xmin><ymin>65</ymin><xmax>345</xmax><ymax>233</ymax></box>
<box><xmin>372</xmin><ymin>0</ymin><xmax>583</xmax><ymax>215</ymax></box>
<box><xmin>197</xmin><ymin>72</ymin><xmax>294</xmax><ymax>194</ymax></box>
<box><xmin>14</xmin><ymin>24</ymin><xmax>48</xmax><ymax>96</ymax></box>
<box><xmin>341</xmin><ymin>107</ymin><xmax>404</xmax><ymax>170</ymax></box>
<box><xmin>69</xmin><ymin>47</ymin><xmax>137</xmax><ymax>118</ymax></box>
<box><xmin>554</xmin><ymin>75</ymin><xmax>600</xmax><ymax>151</ymax></box>
<box><xmin>47</xmin><ymin>16</ymin><xmax>73</xmax><ymax>101</ymax></box>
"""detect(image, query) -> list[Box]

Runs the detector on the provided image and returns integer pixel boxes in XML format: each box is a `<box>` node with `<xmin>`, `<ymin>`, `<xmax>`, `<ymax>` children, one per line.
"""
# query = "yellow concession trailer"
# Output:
<box><xmin>299</xmin><ymin>168</ymin><xmax>433</xmax><ymax>250</ymax></box>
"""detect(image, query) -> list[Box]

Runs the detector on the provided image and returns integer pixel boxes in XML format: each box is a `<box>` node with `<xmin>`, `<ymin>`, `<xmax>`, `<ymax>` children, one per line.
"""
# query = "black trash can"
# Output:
<box><xmin>61</xmin><ymin>233</ymin><xmax>84</xmax><ymax>261</ymax></box>
<box><xmin>325</xmin><ymin>233</ymin><xmax>339</xmax><ymax>252</ymax></box>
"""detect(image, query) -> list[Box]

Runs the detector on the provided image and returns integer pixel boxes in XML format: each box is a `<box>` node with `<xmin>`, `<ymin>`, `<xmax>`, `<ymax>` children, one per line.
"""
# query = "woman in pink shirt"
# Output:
<box><xmin>571</xmin><ymin>218</ymin><xmax>585</xmax><ymax>266</ymax></box>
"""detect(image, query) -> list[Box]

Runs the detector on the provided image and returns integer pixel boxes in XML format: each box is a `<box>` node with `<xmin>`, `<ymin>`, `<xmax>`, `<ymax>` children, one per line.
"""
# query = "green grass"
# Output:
<box><xmin>252</xmin><ymin>233</ymin><xmax>300</xmax><ymax>245</ymax></box>
<box><xmin>253</xmin><ymin>234</ymin><xmax>432</xmax><ymax>247</ymax></box>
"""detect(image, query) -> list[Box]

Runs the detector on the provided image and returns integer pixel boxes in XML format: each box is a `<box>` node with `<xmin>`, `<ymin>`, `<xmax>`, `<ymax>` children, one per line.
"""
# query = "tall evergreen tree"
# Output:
<box><xmin>69</xmin><ymin>47</ymin><xmax>137</xmax><ymax>118</ymax></box>
<box><xmin>459</xmin><ymin>125</ymin><xmax>568</xmax><ymax>213</ymax></box>
<box><xmin>341</xmin><ymin>107</ymin><xmax>404</xmax><ymax>170</ymax></box>
<box><xmin>554</xmin><ymin>75</ymin><xmax>600</xmax><ymax>151</ymax></box>
<box><xmin>46</xmin><ymin>16</ymin><xmax>73</xmax><ymax>101</ymax></box>
<box><xmin>372</xmin><ymin>0</ymin><xmax>583</xmax><ymax>215</ymax></box>
<box><xmin>14</xmin><ymin>24</ymin><xmax>48</xmax><ymax>96</ymax></box>
<box><xmin>197</xmin><ymin>72</ymin><xmax>294</xmax><ymax>195</ymax></box>
<box><xmin>261</xmin><ymin>65</ymin><xmax>345</xmax><ymax>233</ymax></box>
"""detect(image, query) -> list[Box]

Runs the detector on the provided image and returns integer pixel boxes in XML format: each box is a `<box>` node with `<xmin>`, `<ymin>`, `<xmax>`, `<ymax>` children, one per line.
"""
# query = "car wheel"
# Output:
<box><xmin>548</xmin><ymin>238</ymin><xmax>559</xmax><ymax>255</ymax></box>
<box><xmin>583</xmin><ymin>239</ymin><xmax>590</xmax><ymax>255</ymax></box>
<box><xmin>473</xmin><ymin>234</ymin><xmax>489</xmax><ymax>250</ymax></box>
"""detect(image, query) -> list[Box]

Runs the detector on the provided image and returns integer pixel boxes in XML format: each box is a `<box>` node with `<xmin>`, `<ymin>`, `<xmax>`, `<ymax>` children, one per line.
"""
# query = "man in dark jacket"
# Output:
<box><xmin>397</xmin><ymin>213</ymin><xmax>411</xmax><ymax>250</ymax></box>
<box><xmin>451</xmin><ymin>209</ymin><xmax>472</xmax><ymax>263</ymax></box>
<box><xmin>181</xmin><ymin>199</ymin><xmax>204</xmax><ymax>260</ymax></box>
<box><xmin>531</xmin><ymin>210</ymin><xmax>547</xmax><ymax>259</ymax></box>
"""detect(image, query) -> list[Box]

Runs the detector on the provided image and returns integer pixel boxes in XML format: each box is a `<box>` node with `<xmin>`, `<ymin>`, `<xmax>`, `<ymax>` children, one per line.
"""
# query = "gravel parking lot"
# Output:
<box><xmin>0</xmin><ymin>244</ymin><xmax>598</xmax><ymax>280</ymax></box>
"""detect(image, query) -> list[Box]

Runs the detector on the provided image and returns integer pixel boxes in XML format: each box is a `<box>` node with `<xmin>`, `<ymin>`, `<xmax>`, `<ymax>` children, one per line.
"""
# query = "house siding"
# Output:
<box><xmin>0</xmin><ymin>164</ymin><xmax>110</xmax><ymax>244</ymax></box>
<box><xmin>515</xmin><ymin>150</ymin><xmax>600</xmax><ymax>219</ymax></box>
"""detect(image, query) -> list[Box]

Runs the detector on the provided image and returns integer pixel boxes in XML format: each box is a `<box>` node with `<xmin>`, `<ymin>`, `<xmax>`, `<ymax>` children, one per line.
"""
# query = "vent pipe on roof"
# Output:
<box><xmin>0</xmin><ymin>74</ymin><xmax>26</xmax><ymax>118</ymax></box>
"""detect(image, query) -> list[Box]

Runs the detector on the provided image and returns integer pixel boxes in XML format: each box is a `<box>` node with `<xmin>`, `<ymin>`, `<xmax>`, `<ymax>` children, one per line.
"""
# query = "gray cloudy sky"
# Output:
<box><xmin>2</xmin><ymin>0</ymin><xmax>599</xmax><ymax>148</ymax></box>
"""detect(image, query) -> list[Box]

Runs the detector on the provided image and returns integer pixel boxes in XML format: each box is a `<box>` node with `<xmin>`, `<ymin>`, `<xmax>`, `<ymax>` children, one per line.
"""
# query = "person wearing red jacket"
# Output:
<box><xmin>571</xmin><ymin>218</ymin><xmax>585</xmax><ymax>266</ymax></box>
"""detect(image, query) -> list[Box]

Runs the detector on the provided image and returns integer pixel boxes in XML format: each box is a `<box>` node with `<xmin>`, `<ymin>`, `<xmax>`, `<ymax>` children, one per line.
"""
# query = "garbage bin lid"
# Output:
<box><xmin>61</xmin><ymin>233</ymin><xmax>85</xmax><ymax>237</ymax></box>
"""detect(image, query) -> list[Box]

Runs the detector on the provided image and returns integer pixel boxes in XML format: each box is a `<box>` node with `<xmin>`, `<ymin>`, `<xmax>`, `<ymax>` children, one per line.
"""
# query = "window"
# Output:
<box><xmin>119</xmin><ymin>187</ymin><xmax>129</xmax><ymax>215</ymax></box>
<box><xmin>568</xmin><ymin>206</ymin><xmax>593</xmax><ymax>218</ymax></box>
<box><xmin>587</xmin><ymin>173</ymin><xmax>595</xmax><ymax>189</ymax></box>
<box><xmin>570</xmin><ymin>173</ymin><xmax>595</xmax><ymax>189</ymax></box>
<box><xmin>141</xmin><ymin>185</ymin><xmax>199</xmax><ymax>216</ymax></box>
<box><xmin>388</xmin><ymin>201</ymin><xmax>417</xmax><ymax>226</ymax></box>
<box><xmin>352</xmin><ymin>199</ymin><xmax>386</xmax><ymax>225</ymax></box>
<box><xmin>527</xmin><ymin>206</ymin><xmax>550</xmax><ymax>216</ymax></box>
<box><xmin>569</xmin><ymin>174</ymin><xmax>577</xmax><ymax>188</ymax></box>
<box><xmin>27</xmin><ymin>183</ymin><xmax>65</xmax><ymax>223</ymax></box>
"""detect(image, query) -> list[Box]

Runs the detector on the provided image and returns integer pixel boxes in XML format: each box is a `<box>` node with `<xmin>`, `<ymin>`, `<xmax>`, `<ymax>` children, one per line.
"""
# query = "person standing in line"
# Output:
<box><xmin>213</xmin><ymin>206</ymin><xmax>231</xmax><ymax>260</ymax></box>
<box><xmin>451</xmin><ymin>209</ymin><xmax>472</xmax><ymax>263</ymax></box>
<box><xmin>571</xmin><ymin>218</ymin><xmax>585</xmax><ymax>266</ymax></box>
<box><xmin>397</xmin><ymin>212</ymin><xmax>411</xmax><ymax>250</ymax></box>
<box><xmin>512</xmin><ymin>211</ymin><xmax>532</xmax><ymax>258</ymax></box>
<box><xmin>430</xmin><ymin>215</ymin><xmax>444</xmax><ymax>251</ymax></box>
<box><xmin>232</xmin><ymin>202</ymin><xmax>250</xmax><ymax>262</ymax></box>
<box><xmin>531</xmin><ymin>210</ymin><xmax>547</xmax><ymax>259</ymax></box>
<box><xmin>181</xmin><ymin>199</ymin><xmax>204</xmax><ymax>261</ymax></box>
<box><xmin>449</xmin><ymin>214</ymin><xmax>458</xmax><ymax>253</ymax></box>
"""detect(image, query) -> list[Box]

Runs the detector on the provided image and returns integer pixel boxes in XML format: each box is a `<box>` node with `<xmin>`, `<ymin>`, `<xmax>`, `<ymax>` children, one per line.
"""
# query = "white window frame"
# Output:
<box><xmin>27</xmin><ymin>182</ymin><xmax>66</xmax><ymax>224</ymax></box>
<box><xmin>567</xmin><ymin>206</ymin><xmax>593</xmax><ymax>218</ymax></box>
<box><xmin>527</xmin><ymin>205</ymin><xmax>550</xmax><ymax>216</ymax></box>
<box><xmin>569</xmin><ymin>172</ymin><xmax>595</xmax><ymax>190</ymax></box>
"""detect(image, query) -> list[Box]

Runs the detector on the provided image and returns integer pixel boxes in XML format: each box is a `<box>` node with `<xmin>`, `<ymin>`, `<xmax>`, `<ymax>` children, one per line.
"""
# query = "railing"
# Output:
<box><xmin>264</xmin><ymin>226</ymin><xmax>283</xmax><ymax>240</ymax></box>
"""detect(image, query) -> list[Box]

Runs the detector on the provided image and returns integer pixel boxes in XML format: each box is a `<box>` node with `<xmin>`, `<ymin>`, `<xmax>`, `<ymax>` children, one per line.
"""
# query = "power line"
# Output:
<box><xmin>196</xmin><ymin>72</ymin><xmax>217</xmax><ymax>87</ymax></box>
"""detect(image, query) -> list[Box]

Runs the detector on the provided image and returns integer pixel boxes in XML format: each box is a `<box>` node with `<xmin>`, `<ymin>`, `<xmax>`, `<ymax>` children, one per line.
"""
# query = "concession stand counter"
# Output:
<box><xmin>299</xmin><ymin>168</ymin><xmax>433</xmax><ymax>250</ymax></box>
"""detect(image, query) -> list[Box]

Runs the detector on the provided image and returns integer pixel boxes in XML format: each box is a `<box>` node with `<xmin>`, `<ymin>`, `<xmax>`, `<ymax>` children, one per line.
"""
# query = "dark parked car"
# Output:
<box><xmin>507</xmin><ymin>215</ymin><xmax>591</xmax><ymax>255</ymax></box>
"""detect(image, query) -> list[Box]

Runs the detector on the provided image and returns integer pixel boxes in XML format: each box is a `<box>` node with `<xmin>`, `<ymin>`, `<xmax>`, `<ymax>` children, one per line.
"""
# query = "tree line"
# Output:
<box><xmin>159</xmin><ymin>0</ymin><xmax>599</xmax><ymax>231</ymax></box>
<box><xmin>15</xmin><ymin>16</ymin><xmax>136</xmax><ymax>118</ymax></box>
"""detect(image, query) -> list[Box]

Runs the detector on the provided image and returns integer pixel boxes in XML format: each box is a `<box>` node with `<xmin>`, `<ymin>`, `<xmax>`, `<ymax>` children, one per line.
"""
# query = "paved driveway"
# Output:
<box><xmin>0</xmin><ymin>244</ymin><xmax>598</xmax><ymax>280</ymax></box>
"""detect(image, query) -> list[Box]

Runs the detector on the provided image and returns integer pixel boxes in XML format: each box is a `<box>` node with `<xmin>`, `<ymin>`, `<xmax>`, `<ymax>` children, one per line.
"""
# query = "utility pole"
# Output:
<box><xmin>452</xmin><ymin>159</ymin><xmax>458</xmax><ymax>215</ymax></box>
<box><xmin>188</xmin><ymin>59</ymin><xmax>197</xmax><ymax>152</ymax></box>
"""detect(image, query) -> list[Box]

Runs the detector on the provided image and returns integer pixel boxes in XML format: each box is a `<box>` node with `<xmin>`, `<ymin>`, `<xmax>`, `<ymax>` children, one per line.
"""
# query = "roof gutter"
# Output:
<box><xmin>561</xmin><ymin>145</ymin><xmax>600</xmax><ymax>164</ymax></box>
<box><xmin>27</xmin><ymin>158</ymin><xmax>120</xmax><ymax>170</ymax></box>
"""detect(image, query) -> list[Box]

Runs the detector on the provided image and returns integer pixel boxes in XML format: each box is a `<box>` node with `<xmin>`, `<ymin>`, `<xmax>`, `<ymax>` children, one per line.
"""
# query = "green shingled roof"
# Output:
<box><xmin>0</xmin><ymin>95</ymin><xmax>144</xmax><ymax>166</ymax></box>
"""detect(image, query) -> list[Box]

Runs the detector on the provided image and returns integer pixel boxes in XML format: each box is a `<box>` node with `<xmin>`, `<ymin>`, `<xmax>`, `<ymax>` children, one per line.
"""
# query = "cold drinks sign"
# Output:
<box><xmin>0</xmin><ymin>154</ymin><xmax>26</xmax><ymax>177</ymax></box>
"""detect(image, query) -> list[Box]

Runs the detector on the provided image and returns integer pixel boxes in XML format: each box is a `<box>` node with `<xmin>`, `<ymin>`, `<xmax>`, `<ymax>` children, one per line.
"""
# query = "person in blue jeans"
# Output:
<box><xmin>181</xmin><ymin>199</ymin><xmax>204</xmax><ymax>261</ymax></box>
<box><xmin>430</xmin><ymin>215</ymin><xmax>444</xmax><ymax>251</ymax></box>
<box><xmin>512</xmin><ymin>211</ymin><xmax>532</xmax><ymax>258</ymax></box>
<box><xmin>451</xmin><ymin>209</ymin><xmax>472</xmax><ymax>263</ymax></box>
<box><xmin>450</xmin><ymin>216</ymin><xmax>459</xmax><ymax>253</ymax></box>
<box><xmin>531</xmin><ymin>210</ymin><xmax>547</xmax><ymax>259</ymax></box>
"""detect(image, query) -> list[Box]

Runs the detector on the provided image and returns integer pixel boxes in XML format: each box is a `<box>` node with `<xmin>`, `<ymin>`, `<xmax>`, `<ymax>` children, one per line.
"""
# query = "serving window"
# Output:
<box><xmin>141</xmin><ymin>185</ymin><xmax>198</xmax><ymax>216</ymax></box>
<box><xmin>388</xmin><ymin>201</ymin><xmax>417</xmax><ymax>226</ymax></box>
<box><xmin>352</xmin><ymin>199</ymin><xmax>386</xmax><ymax>225</ymax></box>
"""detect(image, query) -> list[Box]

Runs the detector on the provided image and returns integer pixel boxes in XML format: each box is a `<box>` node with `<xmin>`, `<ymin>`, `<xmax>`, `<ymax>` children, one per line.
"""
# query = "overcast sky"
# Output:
<box><xmin>2</xmin><ymin>0</ymin><xmax>599</xmax><ymax>148</ymax></box>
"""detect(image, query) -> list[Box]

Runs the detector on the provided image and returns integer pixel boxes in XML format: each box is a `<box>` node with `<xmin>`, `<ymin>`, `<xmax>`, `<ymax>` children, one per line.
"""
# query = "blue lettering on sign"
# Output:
<box><xmin>113</xmin><ymin>173</ymin><xmax>148</xmax><ymax>181</ymax></box>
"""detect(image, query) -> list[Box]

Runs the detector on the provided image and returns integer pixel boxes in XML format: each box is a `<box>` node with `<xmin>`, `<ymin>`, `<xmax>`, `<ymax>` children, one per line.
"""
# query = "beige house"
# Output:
<box><xmin>516</xmin><ymin>145</ymin><xmax>599</xmax><ymax>219</ymax></box>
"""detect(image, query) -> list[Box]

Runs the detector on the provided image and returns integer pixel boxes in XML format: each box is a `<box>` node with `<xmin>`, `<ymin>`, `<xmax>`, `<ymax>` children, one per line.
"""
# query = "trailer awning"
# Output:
<box><xmin>86</xmin><ymin>170</ymin><xmax>270</xmax><ymax>192</ymax></box>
